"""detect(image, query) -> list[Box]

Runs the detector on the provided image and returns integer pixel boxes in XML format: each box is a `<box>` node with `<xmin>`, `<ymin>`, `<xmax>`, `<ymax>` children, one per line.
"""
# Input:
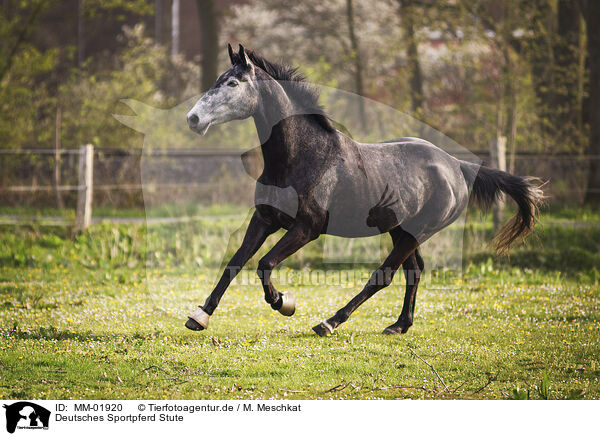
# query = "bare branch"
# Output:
<box><xmin>472</xmin><ymin>372</ymin><xmax>499</xmax><ymax>395</ymax></box>
<box><xmin>325</xmin><ymin>382</ymin><xmax>350</xmax><ymax>393</ymax></box>
<box><xmin>371</xmin><ymin>385</ymin><xmax>431</xmax><ymax>393</ymax></box>
<box><xmin>408</xmin><ymin>345</ymin><xmax>449</xmax><ymax>393</ymax></box>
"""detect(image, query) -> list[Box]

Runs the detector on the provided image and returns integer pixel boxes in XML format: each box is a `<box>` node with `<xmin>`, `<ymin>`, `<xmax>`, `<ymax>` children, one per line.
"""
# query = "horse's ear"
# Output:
<box><xmin>238</xmin><ymin>44</ymin><xmax>250</xmax><ymax>68</ymax></box>
<box><xmin>227</xmin><ymin>43</ymin><xmax>235</xmax><ymax>65</ymax></box>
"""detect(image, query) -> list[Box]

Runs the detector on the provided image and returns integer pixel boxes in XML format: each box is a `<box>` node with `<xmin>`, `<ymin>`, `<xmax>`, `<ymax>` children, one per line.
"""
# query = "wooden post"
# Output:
<box><xmin>75</xmin><ymin>144</ymin><xmax>93</xmax><ymax>231</ymax></box>
<box><xmin>490</xmin><ymin>136</ymin><xmax>507</xmax><ymax>231</ymax></box>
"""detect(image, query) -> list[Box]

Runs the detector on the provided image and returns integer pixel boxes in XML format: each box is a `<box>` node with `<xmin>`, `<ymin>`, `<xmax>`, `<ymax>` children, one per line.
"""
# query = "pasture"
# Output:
<box><xmin>0</xmin><ymin>207</ymin><xmax>599</xmax><ymax>400</ymax></box>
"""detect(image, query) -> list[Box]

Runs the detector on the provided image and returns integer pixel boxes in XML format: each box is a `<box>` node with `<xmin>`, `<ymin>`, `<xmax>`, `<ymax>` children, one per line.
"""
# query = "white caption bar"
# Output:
<box><xmin>1</xmin><ymin>400</ymin><xmax>597</xmax><ymax>436</ymax></box>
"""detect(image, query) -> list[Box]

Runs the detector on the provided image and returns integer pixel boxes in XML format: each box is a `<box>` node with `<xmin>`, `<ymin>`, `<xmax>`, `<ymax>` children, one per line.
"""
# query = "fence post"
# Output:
<box><xmin>75</xmin><ymin>144</ymin><xmax>94</xmax><ymax>231</ymax></box>
<box><xmin>489</xmin><ymin>136</ymin><xmax>507</xmax><ymax>232</ymax></box>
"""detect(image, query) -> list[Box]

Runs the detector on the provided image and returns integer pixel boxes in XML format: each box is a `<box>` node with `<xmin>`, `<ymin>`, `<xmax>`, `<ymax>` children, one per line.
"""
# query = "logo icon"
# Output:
<box><xmin>3</xmin><ymin>402</ymin><xmax>50</xmax><ymax>434</ymax></box>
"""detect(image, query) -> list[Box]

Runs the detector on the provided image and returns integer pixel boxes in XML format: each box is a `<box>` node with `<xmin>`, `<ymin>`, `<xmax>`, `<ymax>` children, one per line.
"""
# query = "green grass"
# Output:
<box><xmin>0</xmin><ymin>203</ymin><xmax>249</xmax><ymax>219</ymax></box>
<box><xmin>1</xmin><ymin>265</ymin><xmax>599</xmax><ymax>400</ymax></box>
<box><xmin>0</xmin><ymin>207</ymin><xmax>599</xmax><ymax>400</ymax></box>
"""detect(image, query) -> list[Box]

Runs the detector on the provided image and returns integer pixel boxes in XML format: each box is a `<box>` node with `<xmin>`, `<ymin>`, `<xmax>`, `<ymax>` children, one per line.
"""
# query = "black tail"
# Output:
<box><xmin>460</xmin><ymin>161</ymin><xmax>545</xmax><ymax>254</ymax></box>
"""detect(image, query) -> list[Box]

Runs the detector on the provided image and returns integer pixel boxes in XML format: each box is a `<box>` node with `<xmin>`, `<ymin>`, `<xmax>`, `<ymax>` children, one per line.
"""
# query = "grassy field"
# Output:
<box><xmin>0</xmin><ymin>208</ymin><xmax>599</xmax><ymax>400</ymax></box>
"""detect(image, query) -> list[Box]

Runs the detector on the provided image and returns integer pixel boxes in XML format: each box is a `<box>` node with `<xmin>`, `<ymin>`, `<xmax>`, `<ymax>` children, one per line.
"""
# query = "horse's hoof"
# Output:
<box><xmin>278</xmin><ymin>291</ymin><xmax>296</xmax><ymax>316</ymax></box>
<box><xmin>185</xmin><ymin>318</ymin><xmax>205</xmax><ymax>331</ymax></box>
<box><xmin>312</xmin><ymin>321</ymin><xmax>334</xmax><ymax>337</ymax></box>
<box><xmin>382</xmin><ymin>322</ymin><xmax>411</xmax><ymax>335</ymax></box>
<box><xmin>186</xmin><ymin>306</ymin><xmax>210</xmax><ymax>331</ymax></box>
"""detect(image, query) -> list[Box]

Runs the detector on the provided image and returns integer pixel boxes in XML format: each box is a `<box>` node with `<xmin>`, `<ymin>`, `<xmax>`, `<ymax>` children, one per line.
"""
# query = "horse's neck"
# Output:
<box><xmin>253</xmin><ymin>83</ymin><xmax>307</xmax><ymax>173</ymax></box>
<box><xmin>253</xmin><ymin>79</ymin><xmax>295</xmax><ymax>142</ymax></box>
<box><xmin>253</xmin><ymin>79</ymin><xmax>338</xmax><ymax>178</ymax></box>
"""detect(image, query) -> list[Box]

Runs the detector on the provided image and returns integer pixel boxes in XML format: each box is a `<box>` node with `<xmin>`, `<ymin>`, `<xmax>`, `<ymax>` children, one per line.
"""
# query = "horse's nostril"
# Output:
<box><xmin>188</xmin><ymin>114</ymin><xmax>199</xmax><ymax>127</ymax></box>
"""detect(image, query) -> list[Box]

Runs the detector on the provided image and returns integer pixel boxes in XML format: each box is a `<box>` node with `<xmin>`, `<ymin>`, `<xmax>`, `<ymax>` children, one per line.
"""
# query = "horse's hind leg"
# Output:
<box><xmin>313</xmin><ymin>228</ymin><xmax>418</xmax><ymax>336</ymax></box>
<box><xmin>382</xmin><ymin>248</ymin><xmax>424</xmax><ymax>334</ymax></box>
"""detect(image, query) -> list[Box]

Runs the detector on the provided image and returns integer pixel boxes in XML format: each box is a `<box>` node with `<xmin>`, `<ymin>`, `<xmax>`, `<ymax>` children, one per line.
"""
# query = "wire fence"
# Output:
<box><xmin>0</xmin><ymin>146</ymin><xmax>597</xmax><ymax>227</ymax></box>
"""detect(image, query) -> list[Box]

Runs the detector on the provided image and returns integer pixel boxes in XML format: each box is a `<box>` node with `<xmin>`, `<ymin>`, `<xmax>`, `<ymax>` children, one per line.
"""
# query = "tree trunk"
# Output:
<box><xmin>171</xmin><ymin>0</ymin><xmax>179</xmax><ymax>58</ymax></box>
<box><xmin>155</xmin><ymin>0</ymin><xmax>163</xmax><ymax>44</ymax></box>
<box><xmin>196</xmin><ymin>0</ymin><xmax>219</xmax><ymax>92</ymax></box>
<box><xmin>346</xmin><ymin>0</ymin><xmax>367</xmax><ymax>131</ymax></box>
<box><xmin>583</xmin><ymin>0</ymin><xmax>600</xmax><ymax>204</ymax></box>
<box><xmin>529</xmin><ymin>0</ymin><xmax>554</xmax><ymax>142</ymax></box>
<box><xmin>554</xmin><ymin>0</ymin><xmax>582</xmax><ymax>149</ymax></box>
<box><xmin>55</xmin><ymin>105</ymin><xmax>63</xmax><ymax>209</ymax></box>
<box><xmin>498</xmin><ymin>4</ymin><xmax>519</xmax><ymax>174</ymax></box>
<box><xmin>78</xmin><ymin>0</ymin><xmax>85</xmax><ymax>68</ymax></box>
<box><xmin>503</xmin><ymin>45</ymin><xmax>518</xmax><ymax>174</ymax></box>
<box><xmin>398</xmin><ymin>0</ymin><xmax>423</xmax><ymax>115</ymax></box>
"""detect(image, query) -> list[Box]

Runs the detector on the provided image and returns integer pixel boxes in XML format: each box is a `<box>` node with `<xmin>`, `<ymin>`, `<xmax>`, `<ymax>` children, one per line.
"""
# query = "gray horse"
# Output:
<box><xmin>184</xmin><ymin>44</ymin><xmax>543</xmax><ymax>336</ymax></box>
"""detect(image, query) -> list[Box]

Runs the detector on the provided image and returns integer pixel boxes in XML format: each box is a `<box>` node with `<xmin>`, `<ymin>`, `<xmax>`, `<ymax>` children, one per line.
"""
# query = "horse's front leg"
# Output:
<box><xmin>185</xmin><ymin>211</ymin><xmax>278</xmax><ymax>331</ymax></box>
<box><xmin>256</xmin><ymin>224</ymin><xmax>317</xmax><ymax>316</ymax></box>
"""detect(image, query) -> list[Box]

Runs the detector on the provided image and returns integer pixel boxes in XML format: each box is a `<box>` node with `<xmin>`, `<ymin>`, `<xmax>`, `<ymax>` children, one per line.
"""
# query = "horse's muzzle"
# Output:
<box><xmin>187</xmin><ymin>113</ymin><xmax>200</xmax><ymax>128</ymax></box>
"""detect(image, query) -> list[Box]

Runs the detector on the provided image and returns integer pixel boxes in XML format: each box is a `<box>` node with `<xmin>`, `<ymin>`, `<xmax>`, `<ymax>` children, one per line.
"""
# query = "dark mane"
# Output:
<box><xmin>232</xmin><ymin>49</ymin><xmax>334</xmax><ymax>132</ymax></box>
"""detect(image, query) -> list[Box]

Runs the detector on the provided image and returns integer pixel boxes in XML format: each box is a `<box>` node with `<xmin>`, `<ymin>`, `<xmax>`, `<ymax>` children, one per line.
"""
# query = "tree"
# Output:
<box><xmin>345</xmin><ymin>0</ymin><xmax>367</xmax><ymax>130</ymax></box>
<box><xmin>553</xmin><ymin>0</ymin><xmax>583</xmax><ymax>149</ymax></box>
<box><xmin>76</xmin><ymin>0</ymin><xmax>154</xmax><ymax>68</ymax></box>
<box><xmin>581</xmin><ymin>0</ymin><xmax>600</xmax><ymax>204</ymax></box>
<box><xmin>222</xmin><ymin>0</ymin><xmax>402</xmax><ymax>100</ymax></box>
<box><xmin>0</xmin><ymin>0</ymin><xmax>50</xmax><ymax>83</ymax></box>
<box><xmin>196</xmin><ymin>0</ymin><xmax>220</xmax><ymax>91</ymax></box>
<box><xmin>527</xmin><ymin>0</ymin><xmax>554</xmax><ymax>143</ymax></box>
<box><xmin>0</xmin><ymin>1</ymin><xmax>56</xmax><ymax>150</ymax></box>
<box><xmin>59</xmin><ymin>24</ymin><xmax>200</xmax><ymax>150</ymax></box>
<box><xmin>398</xmin><ymin>0</ymin><xmax>424</xmax><ymax>115</ymax></box>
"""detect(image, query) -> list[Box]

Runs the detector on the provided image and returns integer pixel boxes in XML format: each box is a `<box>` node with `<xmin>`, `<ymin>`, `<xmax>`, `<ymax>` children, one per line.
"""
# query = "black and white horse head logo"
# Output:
<box><xmin>3</xmin><ymin>402</ymin><xmax>50</xmax><ymax>433</ymax></box>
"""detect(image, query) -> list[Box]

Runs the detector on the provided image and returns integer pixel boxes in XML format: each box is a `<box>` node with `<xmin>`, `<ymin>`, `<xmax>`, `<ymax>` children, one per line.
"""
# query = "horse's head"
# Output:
<box><xmin>187</xmin><ymin>44</ymin><xmax>259</xmax><ymax>135</ymax></box>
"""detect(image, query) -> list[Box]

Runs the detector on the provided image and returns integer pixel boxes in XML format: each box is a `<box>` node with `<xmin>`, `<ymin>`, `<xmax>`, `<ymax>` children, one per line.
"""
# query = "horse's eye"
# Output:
<box><xmin>227</xmin><ymin>81</ymin><xmax>238</xmax><ymax>87</ymax></box>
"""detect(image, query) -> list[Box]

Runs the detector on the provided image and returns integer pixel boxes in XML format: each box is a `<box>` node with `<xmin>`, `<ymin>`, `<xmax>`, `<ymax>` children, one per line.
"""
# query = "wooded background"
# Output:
<box><xmin>1</xmin><ymin>0</ymin><xmax>599</xmax><ymax>205</ymax></box>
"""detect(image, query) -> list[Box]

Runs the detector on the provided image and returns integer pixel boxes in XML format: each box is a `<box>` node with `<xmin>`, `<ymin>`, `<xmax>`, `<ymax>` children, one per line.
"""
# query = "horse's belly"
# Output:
<box><xmin>322</xmin><ymin>208</ymin><xmax>384</xmax><ymax>237</ymax></box>
<box><xmin>322</xmin><ymin>184</ymin><xmax>406</xmax><ymax>237</ymax></box>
